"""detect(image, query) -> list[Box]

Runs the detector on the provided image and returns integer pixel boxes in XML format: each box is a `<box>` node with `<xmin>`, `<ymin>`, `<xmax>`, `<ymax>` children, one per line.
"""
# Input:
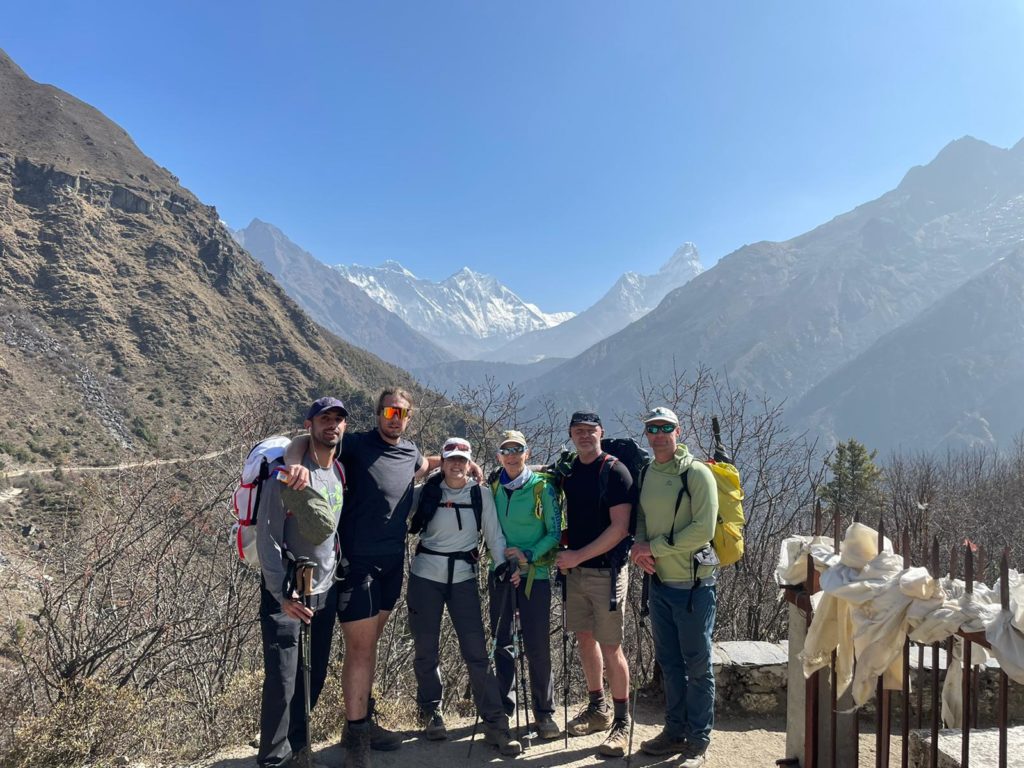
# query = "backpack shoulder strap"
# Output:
<box><xmin>666</xmin><ymin>467</ymin><xmax>690</xmax><ymax>547</ymax></box>
<box><xmin>333</xmin><ymin>458</ymin><xmax>347</xmax><ymax>489</ymax></box>
<box><xmin>596</xmin><ymin>452</ymin><xmax>617</xmax><ymax>505</ymax></box>
<box><xmin>532</xmin><ymin>478</ymin><xmax>545</xmax><ymax>519</ymax></box>
<box><xmin>638</xmin><ymin>462</ymin><xmax>650</xmax><ymax>491</ymax></box>
<box><xmin>470</xmin><ymin>484</ymin><xmax>483</xmax><ymax>531</ymax></box>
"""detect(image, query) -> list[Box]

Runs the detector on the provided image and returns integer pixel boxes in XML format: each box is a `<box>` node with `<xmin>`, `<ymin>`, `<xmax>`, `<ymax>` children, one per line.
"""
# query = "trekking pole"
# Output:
<box><xmin>558</xmin><ymin>569</ymin><xmax>569</xmax><ymax>750</ymax></box>
<box><xmin>296</xmin><ymin>557</ymin><xmax>317</xmax><ymax>768</ymax></box>
<box><xmin>626</xmin><ymin>572</ymin><xmax>650</xmax><ymax>768</ymax></box>
<box><xmin>469</xmin><ymin>558</ymin><xmax>516</xmax><ymax>758</ymax></box>
<box><xmin>512</xmin><ymin>581</ymin><xmax>532</xmax><ymax>749</ymax></box>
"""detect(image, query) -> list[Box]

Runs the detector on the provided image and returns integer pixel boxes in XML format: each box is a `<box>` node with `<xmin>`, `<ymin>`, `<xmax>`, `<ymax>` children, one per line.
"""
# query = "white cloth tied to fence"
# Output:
<box><xmin>777</xmin><ymin>523</ymin><xmax>1024</xmax><ymax>723</ymax></box>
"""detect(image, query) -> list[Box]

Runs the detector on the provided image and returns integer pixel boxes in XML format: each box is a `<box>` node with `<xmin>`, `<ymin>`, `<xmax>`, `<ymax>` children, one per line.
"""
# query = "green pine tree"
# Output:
<box><xmin>819</xmin><ymin>438</ymin><xmax>882</xmax><ymax>520</ymax></box>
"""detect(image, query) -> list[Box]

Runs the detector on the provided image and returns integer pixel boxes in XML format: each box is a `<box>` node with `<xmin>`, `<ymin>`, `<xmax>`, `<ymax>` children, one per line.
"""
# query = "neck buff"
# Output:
<box><xmin>500</xmin><ymin>466</ymin><xmax>533</xmax><ymax>492</ymax></box>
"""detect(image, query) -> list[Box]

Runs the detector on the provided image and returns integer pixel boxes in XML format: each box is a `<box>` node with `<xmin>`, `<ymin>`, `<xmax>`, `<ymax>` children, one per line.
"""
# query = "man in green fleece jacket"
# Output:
<box><xmin>630</xmin><ymin>406</ymin><xmax>719</xmax><ymax>768</ymax></box>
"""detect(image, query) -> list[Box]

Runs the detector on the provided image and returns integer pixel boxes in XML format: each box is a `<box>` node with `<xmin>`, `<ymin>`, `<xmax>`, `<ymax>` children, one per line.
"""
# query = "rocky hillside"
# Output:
<box><xmin>0</xmin><ymin>49</ymin><xmax>417</xmax><ymax>467</ymax></box>
<box><xmin>791</xmin><ymin>245</ymin><xmax>1024</xmax><ymax>451</ymax></box>
<box><xmin>232</xmin><ymin>219</ymin><xmax>452</xmax><ymax>370</ymax></box>
<box><xmin>526</xmin><ymin>136</ymin><xmax>1024</xmax><ymax>451</ymax></box>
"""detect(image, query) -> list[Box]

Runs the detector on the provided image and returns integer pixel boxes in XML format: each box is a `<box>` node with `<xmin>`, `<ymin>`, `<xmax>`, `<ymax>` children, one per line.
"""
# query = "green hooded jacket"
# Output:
<box><xmin>636</xmin><ymin>443</ymin><xmax>719</xmax><ymax>583</ymax></box>
<box><xmin>489</xmin><ymin>470</ymin><xmax>562</xmax><ymax>586</ymax></box>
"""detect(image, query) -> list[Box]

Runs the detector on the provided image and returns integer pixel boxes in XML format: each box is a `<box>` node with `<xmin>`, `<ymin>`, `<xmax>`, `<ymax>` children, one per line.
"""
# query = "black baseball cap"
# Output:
<box><xmin>306</xmin><ymin>396</ymin><xmax>349</xmax><ymax>421</ymax></box>
<box><xmin>569</xmin><ymin>411</ymin><xmax>602</xmax><ymax>427</ymax></box>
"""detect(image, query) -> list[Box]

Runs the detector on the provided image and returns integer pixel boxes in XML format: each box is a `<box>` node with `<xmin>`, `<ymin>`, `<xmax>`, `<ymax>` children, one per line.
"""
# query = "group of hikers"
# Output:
<box><xmin>253</xmin><ymin>387</ymin><xmax>720</xmax><ymax>768</ymax></box>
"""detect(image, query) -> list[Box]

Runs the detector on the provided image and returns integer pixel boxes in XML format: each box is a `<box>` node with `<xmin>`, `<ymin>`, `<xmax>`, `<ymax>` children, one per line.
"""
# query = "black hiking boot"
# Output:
<box><xmin>345</xmin><ymin>722</ymin><xmax>372</xmax><ymax>768</ymax></box>
<box><xmin>418</xmin><ymin>708</ymin><xmax>448</xmax><ymax>741</ymax></box>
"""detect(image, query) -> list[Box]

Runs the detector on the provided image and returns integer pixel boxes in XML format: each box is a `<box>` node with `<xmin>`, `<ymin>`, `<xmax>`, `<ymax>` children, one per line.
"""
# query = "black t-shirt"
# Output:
<box><xmin>339</xmin><ymin>430</ymin><xmax>424</xmax><ymax>557</ymax></box>
<box><xmin>562</xmin><ymin>453</ymin><xmax>634</xmax><ymax>569</ymax></box>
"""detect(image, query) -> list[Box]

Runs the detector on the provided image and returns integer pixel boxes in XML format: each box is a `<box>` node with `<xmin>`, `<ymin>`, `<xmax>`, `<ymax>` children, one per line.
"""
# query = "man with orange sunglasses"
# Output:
<box><xmin>283</xmin><ymin>386</ymin><xmax>441</xmax><ymax>768</ymax></box>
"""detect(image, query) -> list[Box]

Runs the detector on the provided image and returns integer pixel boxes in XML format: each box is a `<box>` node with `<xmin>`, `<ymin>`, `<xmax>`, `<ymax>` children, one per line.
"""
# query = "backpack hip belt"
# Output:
<box><xmin>415</xmin><ymin>541</ymin><xmax>481</xmax><ymax>590</ymax></box>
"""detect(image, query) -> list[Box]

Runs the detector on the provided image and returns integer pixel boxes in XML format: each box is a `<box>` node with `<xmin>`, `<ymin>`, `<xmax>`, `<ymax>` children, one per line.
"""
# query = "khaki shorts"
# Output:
<box><xmin>565</xmin><ymin>566</ymin><xmax>628</xmax><ymax>646</ymax></box>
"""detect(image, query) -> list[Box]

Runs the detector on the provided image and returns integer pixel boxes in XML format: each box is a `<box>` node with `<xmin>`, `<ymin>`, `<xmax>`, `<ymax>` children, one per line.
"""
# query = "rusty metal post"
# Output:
<box><xmin>876</xmin><ymin>517</ymin><xmax>891</xmax><ymax>768</ymax></box>
<box><xmin>929</xmin><ymin>537</ymin><xmax>941</xmax><ymax>768</ymax></box>
<box><xmin>961</xmin><ymin>543</ymin><xmax>974</xmax><ymax>768</ymax></box>
<box><xmin>831</xmin><ymin>502</ymin><xmax>840</xmax><ymax>768</ymax></box>
<box><xmin>900</xmin><ymin>527</ymin><xmax>911</xmax><ymax>768</ymax></box>
<box><xmin>998</xmin><ymin>549</ymin><xmax>1009</xmax><ymax>768</ymax></box>
<box><xmin>805</xmin><ymin>545</ymin><xmax>819</xmax><ymax>768</ymax></box>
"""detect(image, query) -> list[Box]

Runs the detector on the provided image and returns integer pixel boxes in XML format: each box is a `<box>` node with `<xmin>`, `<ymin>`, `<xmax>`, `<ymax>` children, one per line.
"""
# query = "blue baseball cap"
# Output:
<box><xmin>306</xmin><ymin>396</ymin><xmax>349</xmax><ymax>421</ymax></box>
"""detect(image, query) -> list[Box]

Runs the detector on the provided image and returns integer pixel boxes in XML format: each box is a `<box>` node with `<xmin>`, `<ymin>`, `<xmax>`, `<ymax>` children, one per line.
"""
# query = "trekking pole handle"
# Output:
<box><xmin>712</xmin><ymin>416</ymin><xmax>722</xmax><ymax>443</ymax></box>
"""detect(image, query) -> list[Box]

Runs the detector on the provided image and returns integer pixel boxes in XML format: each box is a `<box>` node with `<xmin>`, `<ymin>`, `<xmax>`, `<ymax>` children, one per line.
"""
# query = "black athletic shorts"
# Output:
<box><xmin>336</xmin><ymin>552</ymin><xmax>405</xmax><ymax>623</ymax></box>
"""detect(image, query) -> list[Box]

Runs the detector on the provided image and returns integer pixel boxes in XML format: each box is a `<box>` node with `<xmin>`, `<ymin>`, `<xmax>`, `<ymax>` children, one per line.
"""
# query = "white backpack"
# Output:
<box><xmin>230</xmin><ymin>436</ymin><xmax>291</xmax><ymax>567</ymax></box>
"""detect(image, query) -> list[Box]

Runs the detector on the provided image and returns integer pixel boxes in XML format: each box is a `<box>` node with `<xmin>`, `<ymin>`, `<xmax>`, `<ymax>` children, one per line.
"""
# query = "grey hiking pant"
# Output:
<box><xmin>487</xmin><ymin>573</ymin><xmax>555</xmax><ymax>717</ymax></box>
<box><xmin>407</xmin><ymin>573</ymin><xmax>508</xmax><ymax>727</ymax></box>
<box><xmin>258</xmin><ymin>582</ymin><xmax>337</xmax><ymax>767</ymax></box>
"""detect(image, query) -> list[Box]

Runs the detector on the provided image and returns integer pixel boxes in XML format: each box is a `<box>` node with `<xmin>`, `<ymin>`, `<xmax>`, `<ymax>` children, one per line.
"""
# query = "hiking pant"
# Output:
<box><xmin>649</xmin><ymin>579</ymin><xmax>716</xmax><ymax>749</ymax></box>
<box><xmin>258</xmin><ymin>582</ymin><xmax>337</xmax><ymax>767</ymax></box>
<box><xmin>407</xmin><ymin>573</ymin><xmax>508</xmax><ymax>727</ymax></box>
<box><xmin>487</xmin><ymin>572</ymin><xmax>555</xmax><ymax>717</ymax></box>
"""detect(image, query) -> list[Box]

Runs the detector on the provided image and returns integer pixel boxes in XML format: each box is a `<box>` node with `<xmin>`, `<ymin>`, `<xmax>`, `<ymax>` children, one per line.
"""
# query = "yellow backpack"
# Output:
<box><xmin>707</xmin><ymin>459</ymin><xmax>745</xmax><ymax>567</ymax></box>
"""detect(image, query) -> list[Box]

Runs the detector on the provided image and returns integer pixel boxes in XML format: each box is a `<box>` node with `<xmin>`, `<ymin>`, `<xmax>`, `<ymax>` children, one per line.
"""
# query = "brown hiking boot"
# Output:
<box><xmin>597</xmin><ymin>718</ymin><xmax>630</xmax><ymax>757</ymax></box>
<box><xmin>679</xmin><ymin>741</ymin><xmax>708</xmax><ymax>768</ymax></box>
<box><xmin>292</xmin><ymin>746</ymin><xmax>331</xmax><ymax>768</ymax></box>
<box><xmin>343</xmin><ymin>700</ymin><xmax>402</xmax><ymax>751</ymax></box>
<box><xmin>345</xmin><ymin>723</ymin><xmax>372</xmax><ymax>768</ymax></box>
<box><xmin>535</xmin><ymin>714</ymin><xmax>560</xmax><ymax>740</ymax></box>
<box><xmin>418</xmin><ymin>708</ymin><xmax>448</xmax><ymax>741</ymax></box>
<box><xmin>641</xmin><ymin>728</ymin><xmax>689</xmax><ymax>756</ymax></box>
<box><xmin>566</xmin><ymin>700</ymin><xmax>613</xmax><ymax>736</ymax></box>
<box><xmin>367</xmin><ymin>697</ymin><xmax>402</xmax><ymax>751</ymax></box>
<box><xmin>484</xmin><ymin>724</ymin><xmax>524</xmax><ymax>756</ymax></box>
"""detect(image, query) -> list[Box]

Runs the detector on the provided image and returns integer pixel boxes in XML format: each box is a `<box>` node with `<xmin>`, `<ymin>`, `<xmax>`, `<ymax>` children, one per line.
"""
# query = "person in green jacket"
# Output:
<box><xmin>630</xmin><ymin>406</ymin><xmax>719</xmax><ymax>768</ymax></box>
<box><xmin>487</xmin><ymin>429</ymin><xmax>563</xmax><ymax>740</ymax></box>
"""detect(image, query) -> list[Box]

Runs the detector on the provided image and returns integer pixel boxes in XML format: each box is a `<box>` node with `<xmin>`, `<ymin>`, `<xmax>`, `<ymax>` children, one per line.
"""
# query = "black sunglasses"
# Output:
<box><xmin>645</xmin><ymin>424</ymin><xmax>676</xmax><ymax>434</ymax></box>
<box><xmin>498</xmin><ymin>445</ymin><xmax>526</xmax><ymax>455</ymax></box>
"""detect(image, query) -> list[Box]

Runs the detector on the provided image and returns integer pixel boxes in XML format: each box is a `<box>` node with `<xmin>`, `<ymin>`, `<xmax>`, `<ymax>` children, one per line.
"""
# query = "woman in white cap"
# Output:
<box><xmin>487</xmin><ymin>429</ymin><xmax>563</xmax><ymax>739</ymax></box>
<box><xmin>406</xmin><ymin>437</ymin><xmax>523</xmax><ymax>756</ymax></box>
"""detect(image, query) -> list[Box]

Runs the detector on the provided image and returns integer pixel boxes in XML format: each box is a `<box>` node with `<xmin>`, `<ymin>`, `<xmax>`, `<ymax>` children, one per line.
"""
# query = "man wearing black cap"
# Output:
<box><xmin>256</xmin><ymin>397</ymin><xmax>348</xmax><ymax>768</ymax></box>
<box><xmin>282</xmin><ymin>387</ymin><xmax>435</xmax><ymax>768</ymax></box>
<box><xmin>554</xmin><ymin>411</ymin><xmax>634</xmax><ymax>758</ymax></box>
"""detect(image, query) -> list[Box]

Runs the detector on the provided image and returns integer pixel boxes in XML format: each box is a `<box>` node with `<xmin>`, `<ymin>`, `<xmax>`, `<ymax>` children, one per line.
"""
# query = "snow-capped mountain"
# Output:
<box><xmin>334</xmin><ymin>261</ymin><xmax>574</xmax><ymax>358</ymax></box>
<box><xmin>232</xmin><ymin>220</ymin><xmax>452</xmax><ymax>369</ymax></box>
<box><xmin>481</xmin><ymin>243</ymin><xmax>704</xmax><ymax>363</ymax></box>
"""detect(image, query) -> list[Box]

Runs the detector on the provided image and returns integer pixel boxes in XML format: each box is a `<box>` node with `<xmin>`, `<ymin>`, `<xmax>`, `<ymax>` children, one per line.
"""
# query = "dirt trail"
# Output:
<box><xmin>189</xmin><ymin>704</ymin><xmax>789</xmax><ymax>768</ymax></box>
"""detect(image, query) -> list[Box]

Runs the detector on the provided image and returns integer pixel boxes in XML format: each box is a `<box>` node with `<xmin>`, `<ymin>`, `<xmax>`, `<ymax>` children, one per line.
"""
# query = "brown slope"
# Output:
<box><xmin>0</xmin><ymin>48</ymin><xmax>416</xmax><ymax>466</ymax></box>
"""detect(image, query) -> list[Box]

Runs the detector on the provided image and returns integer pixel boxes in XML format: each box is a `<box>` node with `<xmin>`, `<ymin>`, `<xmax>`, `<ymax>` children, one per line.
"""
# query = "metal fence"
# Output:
<box><xmin>780</xmin><ymin>503</ymin><xmax>1017</xmax><ymax>768</ymax></box>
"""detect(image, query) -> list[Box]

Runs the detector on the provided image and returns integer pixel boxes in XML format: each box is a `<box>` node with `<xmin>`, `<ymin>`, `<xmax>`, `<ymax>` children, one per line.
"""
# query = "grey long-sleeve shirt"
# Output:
<box><xmin>410</xmin><ymin>479</ymin><xmax>506</xmax><ymax>584</ymax></box>
<box><xmin>257</xmin><ymin>455</ymin><xmax>344</xmax><ymax>603</ymax></box>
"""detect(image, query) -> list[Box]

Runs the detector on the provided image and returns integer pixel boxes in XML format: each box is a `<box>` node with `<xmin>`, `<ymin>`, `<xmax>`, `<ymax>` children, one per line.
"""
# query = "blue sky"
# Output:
<box><xmin>5</xmin><ymin>2</ymin><xmax>1024</xmax><ymax>311</ymax></box>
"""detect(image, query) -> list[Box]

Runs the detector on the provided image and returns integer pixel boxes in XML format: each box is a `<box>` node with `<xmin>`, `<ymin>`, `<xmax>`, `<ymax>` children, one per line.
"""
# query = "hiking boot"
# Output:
<box><xmin>367</xmin><ymin>697</ymin><xmax>403</xmax><ymax>751</ymax></box>
<box><xmin>679</xmin><ymin>741</ymin><xmax>708</xmax><ymax>768</ymax></box>
<box><xmin>291</xmin><ymin>746</ymin><xmax>331</xmax><ymax>768</ymax></box>
<box><xmin>484</xmin><ymin>725</ymin><xmax>524</xmax><ymax>756</ymax></box>
<box><xmin>345</xmin><ymin>723</ymin><xmax>372</xmax><ymax>768</ymax></box>
<box><xmin>566</xmin><ymin>701</ymin><xmax>613</xmax><ymax>736</ymax></box>
<box><xmin>641</xmin><ymin>728</ymin><xmax>689</xmax><ymax>756</ymax></box>
<box><xmin>534</xmin><ymin>714</ymin><xmax>560</xmax><ymax>740</ymax></box>
<box><xmin>418</xmin><ymin>709</ymin><xmax>448</xmax><ymax>741</ymax></box>
<box><xmin>597</xmin><ymin>718</ymin><xmax>630</xmax><ymax>757</ymax></box>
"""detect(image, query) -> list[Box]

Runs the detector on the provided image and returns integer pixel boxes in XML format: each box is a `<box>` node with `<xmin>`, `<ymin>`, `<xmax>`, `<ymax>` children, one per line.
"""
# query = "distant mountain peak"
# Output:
<box><xmin>335</xmin><ymin>260</ymin><xmax>573</xmax><ymax>357</ymax></box>
<box><xmin>378</xmin><ymin>259</ymin><xmax>416</xmax><ymax>277</ymax></box>
<box><xmin>659</xmin><ymin>242</ymin><xmax>704</xmax><ymax>279</ymax></box>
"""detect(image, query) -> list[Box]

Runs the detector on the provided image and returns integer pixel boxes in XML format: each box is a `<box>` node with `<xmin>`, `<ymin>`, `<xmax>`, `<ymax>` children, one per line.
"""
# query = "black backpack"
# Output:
<box><xmin>546</xmin><ymin>438</ymin><xmax>650</xmax><ymax>609</ymax></box>
<box><xmin>408</xmin><ymin>472</ymin><xmax>483</xmax><ymax>536</ymax></box>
